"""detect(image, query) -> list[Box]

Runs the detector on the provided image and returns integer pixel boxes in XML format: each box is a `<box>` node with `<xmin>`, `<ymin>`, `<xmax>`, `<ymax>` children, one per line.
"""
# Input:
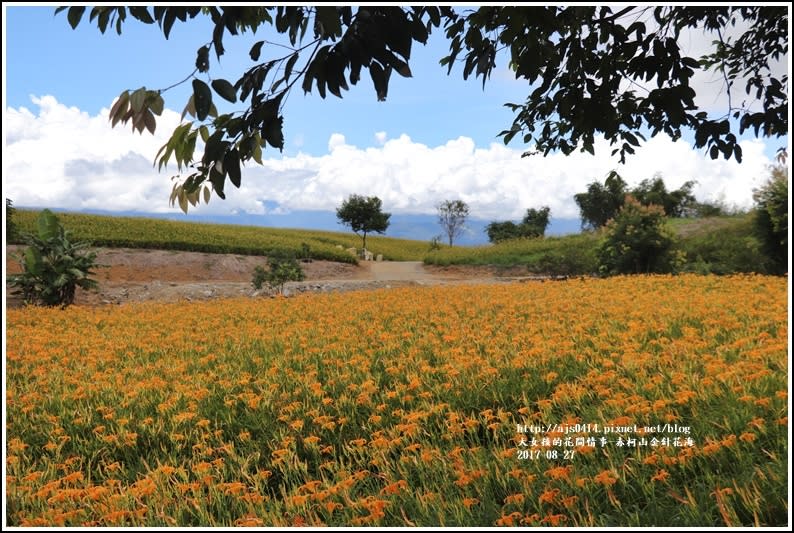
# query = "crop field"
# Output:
<box><xmin>5</xmin><ymin>275</ymin><xmax>788</xmax><ymax>526</ymax></box>
<box><xmin>11</xmin><ymin>210</ymin><xmax>430</xmax><ymax>262</ymax></box>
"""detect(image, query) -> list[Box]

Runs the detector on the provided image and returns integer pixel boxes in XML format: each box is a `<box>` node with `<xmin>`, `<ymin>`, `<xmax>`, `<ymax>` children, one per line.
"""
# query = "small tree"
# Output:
<box><xmin>521</xmin><ymin>206</ymin><xmax>551</xmax><ymax>238</ymax></box>
<box><xmin>632</xmin><ymin>175</ymin><xmax>697</xmax><ymax>217</ymax></box>
<box><xmin>437</xmin><ymin>199</ymin><xmax>469</xmax><ymax>246</ymax></box>
<box><xmin>6</xmin><ymin>198</ymin><xmax>19</xmax><ymax>243</ymax></box>
<box><xmin>252</xmin><ymin>253</ymin><xmax>305</xmax><ymax>294</ymax></box>
<box><xmin>574</xmin><ymin>171</ymin><xmax>628</xmax><ymax>230</ymax></box>
<box><xmin>485</xmin><ymin>206</ymin><xmax>550</xmax><ymax>243</ymax></box>
<box><xmin>597</xmin><ymin>196</ymin><xmax>677</xmax><ymax>275</ymax></box>
<box><xmin>7</xmin><ymin>209</ymin><xmax>99</xmax><ymax>307</ymax></box>
<box><xmin>336</xmin><ymin>194</ymin><xmax>390</xmax><ymax>251</ymax></box>
<box><xmin>753</xmin><ymin>163</ymin><xmax>788</xmax><ymax>274</ymax></box>
<box><xmin>485</xmin><ymin>221</ymin><xmax>520</xmax><ymax>243</ymax></box>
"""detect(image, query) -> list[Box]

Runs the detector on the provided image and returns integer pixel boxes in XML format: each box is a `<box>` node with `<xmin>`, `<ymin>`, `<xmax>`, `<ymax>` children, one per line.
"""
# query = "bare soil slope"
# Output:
<box><xmin>5</xmin><ymin>247</ymin><xmax>537</xmax><ymax>307</ymax></box>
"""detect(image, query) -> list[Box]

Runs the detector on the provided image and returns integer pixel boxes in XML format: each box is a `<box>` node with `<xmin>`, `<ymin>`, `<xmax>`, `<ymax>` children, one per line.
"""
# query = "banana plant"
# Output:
<box><xmin>7</xmin><ymin>209</ymin><xmax>100</xmax><ymax>307</ymax></box>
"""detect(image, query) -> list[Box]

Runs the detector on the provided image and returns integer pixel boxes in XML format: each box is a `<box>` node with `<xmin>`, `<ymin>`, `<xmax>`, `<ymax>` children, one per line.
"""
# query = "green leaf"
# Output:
<box><xmin>129</xmin><ymin>6</ymin><xmax>155</xmax><ymax>24</ymax></box>
<box><xmin>37</xmin><ymin>209</ymin><xmax>60</xmax><ymax>241</ymax></box>
<box><xmin>67</xmin><ymin>6</ymin><xmax>86</xmax><ymax>29</ymax></box>
<box><xmin>129</xmin><ymin>87</ymin><xmax>147</xmax><ymax>113</ymax></box>
<box><xmin>24</xmin><ymin>247</ymin><xmax>43</xmax><ymax>276</ymax></box>
<box><xmin>199</xmin><ymin>125</ymin><xmax>210</xmax><ymax>143</ymax></box>
<box><xmin>192</xmin><ymin>79</ymin><xmax>212</xmax><ymax>121</ymax></box>
<box><xmin>181</xmin><ymin>94</ymin><xmax>196</xmax><ymax>121</ymax></box>
<box><xmin>203</xmin><ymin>185</ymin><xmax>211</xmax><ymax>204</ymax></box>
<box><xmin>263</xmin><ymin>116</ymin><xmax>284</xmax><ymax>151</ymax></box>
<box><xmin>250</xmin><ymin>40</ymin><xmax>265</xmax><ymax>61</ymax></box>
<box><xmin>253</xmin><ymin>143</ymin><xmax>263</xmax><ymax>165</ymax></box>
<box><xmin>211</xmin><ymin>78</ymin><xmax>237</xmax><ymax>103</ymax></box>
<box><xmin>143</xmin><ymin>109</ymin><xmax>156</xmax><ymax>134</ymax></box>
<box><xmin>178</xmin><ymin>189</ymin><xmax>189</xmax><ymax>214</ymax></box>
<box><xmin>225</xmin><ymin>149</ymin><xmax>242</xmax><ymax>188</ymax></box>
<box><xmin>196</xmin><ymin>45</ymin><xmax>210</xmax><ymax>73</ymax></box>
<box><xmin>369</xmin><ymin>62</ymin><xmax>390</xmax><ymax>101</ymax></box>
<box><xmin>148</xmin><ymin>93</ymin><xmax>164</xmax><ymax>115</ymax></box>
<box><xmin>109</xmin><ymin>91</ymin><xmax>130</xmax><ymax>126</ymax></box>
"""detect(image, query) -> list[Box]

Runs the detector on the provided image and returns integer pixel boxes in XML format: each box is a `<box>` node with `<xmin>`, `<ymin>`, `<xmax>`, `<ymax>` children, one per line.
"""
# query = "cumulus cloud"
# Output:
<box><xmin>374</xmin><ymin>131</ymin><xmax>388</xmax><ymax>145</ymax></box>
<box><xmin>3</xmin><ymin>96</ymin><xmax>774</xmax><ymax>220</ymax></box>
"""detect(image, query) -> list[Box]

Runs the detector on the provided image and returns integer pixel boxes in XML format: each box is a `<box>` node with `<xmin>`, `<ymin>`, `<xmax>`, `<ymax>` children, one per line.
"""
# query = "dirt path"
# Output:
<box><xmin>366</xmin><ymin>261</ymin><xmax>444</xmax><ymax>281</ymax></box>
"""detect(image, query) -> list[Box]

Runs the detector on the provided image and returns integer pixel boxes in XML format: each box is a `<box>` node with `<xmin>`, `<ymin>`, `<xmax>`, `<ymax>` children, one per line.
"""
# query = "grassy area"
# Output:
<box><xmin>6</xmin><ymin>276</ymin><xmax>788</xmax><ymax>526</ymax></box>
<box><xmin>10</xmin><ymin>210</ymin><xmax>431</xmax><ymax>263</ymax></box>
<box><xmin>425</xmin><ymin>233</ymin><xmax>600</xmax><ymax>275</ymax></box>
<box><xmin>425</xmin><ymin>215</ymin><xmax>774</xmax><ymax>276</ymax></box>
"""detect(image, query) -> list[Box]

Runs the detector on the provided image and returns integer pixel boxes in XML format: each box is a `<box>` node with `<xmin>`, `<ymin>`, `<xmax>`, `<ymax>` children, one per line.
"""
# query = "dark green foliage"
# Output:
<box><xmin>251</xmin><ymin>265</ymin><xmax>268</xmax><ymax>290</ymax></box>
<box><xmin>336</xmin><ymin>195</ymin><xmax>391</xmax><ymax>250</ymax></box>
<box><xmin>437</xmin><ymin>200</ymin><xmax>470</xmax><ymax>246</ymax></box>
<box><xmin>252</xmin><ymin>254</ymin><xmax>305</xmax><ymax>294</ymax></box>
<box><xmin>485</xmin><ymin>221</ymin><xmax>521</xmax><ymax>243</ymax></box>
<box><xmin>632</xmin><ymin>175</ymin><xmax>697</xmax><ymax>217</ymax></box>
<box><xmin>576</xmin><ymin>172</ymin><xmax>700</xmax><ymax>229</ymax></box>
<box><xmin>7</xmin><ymin>209</ymin><xmax>99</xmax><ymax>307</ymax></box>
<box><xmin>752</xmin><ymin>164</ymin><xmax>788</xmax><ymax>274</ymax></box>
<box><xmin>597</xmin><ymin>196</ymin><xmax>678</xmax><ymax>275</ymax></box>
<box><xmin>520</xmin><ymin>207</ymin><xmax>551</xmax><ymax>238</ymax></box>
<box><xmin>574</xmin><ymin>171</ymin><xmax>629</xmax><ymax>230</ymax></box>
<box><xmin>6</xmin><ymin>198</ymin><xmax>19</xmax><ymax>243</ymax></box>
<box><xmin>61</xmin><ymin>7</ymin><xmax>786</xmax><ymax>209</ymax></box>
<box><xmin>486</xmin><ymin>206</ymin><xmax>551</xmax><ymax>243</ymax></box>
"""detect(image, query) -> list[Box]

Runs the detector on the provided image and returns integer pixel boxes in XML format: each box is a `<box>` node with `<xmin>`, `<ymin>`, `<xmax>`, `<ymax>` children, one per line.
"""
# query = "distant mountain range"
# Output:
<box><xmin>23</xmin><ymin>207</ymin><xmax>583</xmax><ymax>246</ymax></box>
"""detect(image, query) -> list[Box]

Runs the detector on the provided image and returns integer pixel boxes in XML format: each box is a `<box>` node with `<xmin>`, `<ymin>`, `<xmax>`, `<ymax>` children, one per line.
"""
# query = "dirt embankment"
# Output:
<box><xmin>5</xmin><ymin>246</ymin><xmax>544</xmax><ymax>307</ymax></box>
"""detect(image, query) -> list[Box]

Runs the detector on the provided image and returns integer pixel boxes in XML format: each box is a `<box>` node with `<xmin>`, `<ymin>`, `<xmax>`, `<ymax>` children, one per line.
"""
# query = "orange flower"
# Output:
<box><xmin>504</xmin><ymin>493</ymin><xmax>525</xmax><ymax>505</ymax></box>
<box><xmin>545</xmin><ymin>465</ymin><xmax>572</xmax><ymax>480</ymax></box>
<box><xmin>739</xmin><ymin>432</ymin><xmax>756</xmax><ymax>443</ymax></box>
<box><xmin>593</xmin><ymin>470</ymin><xmax>617</xmax><ymax>486</ymax></box>
<box><xmin>539</xmin><ymin>488</ymin><xmax>559</xmax><ymax>504</ymax></box>
<box><xmin>463</xmin><ymin>497</ymin><xmax>480</xmax><ymax>509</ymax></box>
<box><xmin>651</xmin><ymin>469</ymin><xmax>670</xmax><ymax>482</ymax></box>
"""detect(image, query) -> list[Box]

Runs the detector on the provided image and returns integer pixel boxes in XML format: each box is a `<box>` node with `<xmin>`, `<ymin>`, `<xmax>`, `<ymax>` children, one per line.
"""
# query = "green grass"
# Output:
<box><xmin>11</xmin><ymin>210</ymin><xmax>431</xmax><ymax>263</ymax></box>
<box><xmin>425</xmin><ymin>215</ymin><xmax>774</xmax><ymax>276</ymax></box>
<box><xmin>425</xmin><ymin>233</ymin><xmax>600</xmax><ymax>275</ymax></box>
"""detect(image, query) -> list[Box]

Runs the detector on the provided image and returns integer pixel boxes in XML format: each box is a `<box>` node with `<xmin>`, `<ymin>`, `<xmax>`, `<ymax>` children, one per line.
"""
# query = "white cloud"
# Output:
<box><xmin>374</xmin><ymin>131</ymin><xmax>388</xmax><ymax>145</ymax></box>
<box><xmin>3</xmin><ymin>96</ymin><xmax>774</xmax><ymax>221</ymax></box>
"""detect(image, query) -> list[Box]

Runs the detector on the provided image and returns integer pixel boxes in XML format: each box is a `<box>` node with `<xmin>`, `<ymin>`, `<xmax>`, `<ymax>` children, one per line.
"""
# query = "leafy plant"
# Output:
<box><xmin>485</xmin><ymin>206</ymin><xmax>550</xmax><ymax>243</ymax></box>
<box><xmin>752</xmin><ymin>163</ymin><xmax>788</xmax><ymax>274</ymax></box>
<box><xmin>7</xmin><ymin>209</ymin><xmax>100</xmax><ymax>307</ymax></box>
<box><xmin>597</xmin><ymin>196</ymin><xmax>679</xmax><ymax>275</ymax></box>
<box><xmin>6</xmin><ymin>198</ymin><xmax>19</xmax><ymax>243</ymax></box>
<box><xmin>252</xmin><ymin>254</ymin><xmax>305</xmax><ymax>294</ymax></box>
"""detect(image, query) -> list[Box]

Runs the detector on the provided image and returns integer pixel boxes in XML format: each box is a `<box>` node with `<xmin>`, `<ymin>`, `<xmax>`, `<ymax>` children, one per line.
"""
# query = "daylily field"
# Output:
<box><xmin>5</xmin><ymin>274</ymin><xmax>788</xmax><ymax>526</ymax></box>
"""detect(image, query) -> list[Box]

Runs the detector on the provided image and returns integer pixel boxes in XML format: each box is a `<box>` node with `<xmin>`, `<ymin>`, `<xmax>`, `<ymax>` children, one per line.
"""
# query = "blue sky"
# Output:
<box><xmin>3</xmin><ymin>5</ymin><xmax>790</xmax><ymax>240</ymax></box>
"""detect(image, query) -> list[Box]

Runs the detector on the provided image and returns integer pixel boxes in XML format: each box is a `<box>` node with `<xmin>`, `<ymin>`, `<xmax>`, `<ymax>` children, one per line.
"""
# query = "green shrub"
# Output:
<box><xmin>252</xmin><ymin>254</ymin><xmax>305</xmax><ymax>294</ymax></box>
<box><xmin>7</xmin><ymin>209</ymin><xmax>99</xmax><ymax>307</ymax></box>
<box><xmin>752</xmin><ymin>164</ymin><xmax>788</xmax><ymax>274</ymax></box>
<box><xmin>526</xmin><ymin>242</ymin><xmax>599</xmax><ymax>276</ymax></box>
<box><xmin>6</xmin><ymin>198</ymin><xmax>20</xmax><ymax>243</ymax></box>
<box><xmin>597</xmin><ymin>196</ymin><xmax>678</xmax><ymax>275</ymax></box>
